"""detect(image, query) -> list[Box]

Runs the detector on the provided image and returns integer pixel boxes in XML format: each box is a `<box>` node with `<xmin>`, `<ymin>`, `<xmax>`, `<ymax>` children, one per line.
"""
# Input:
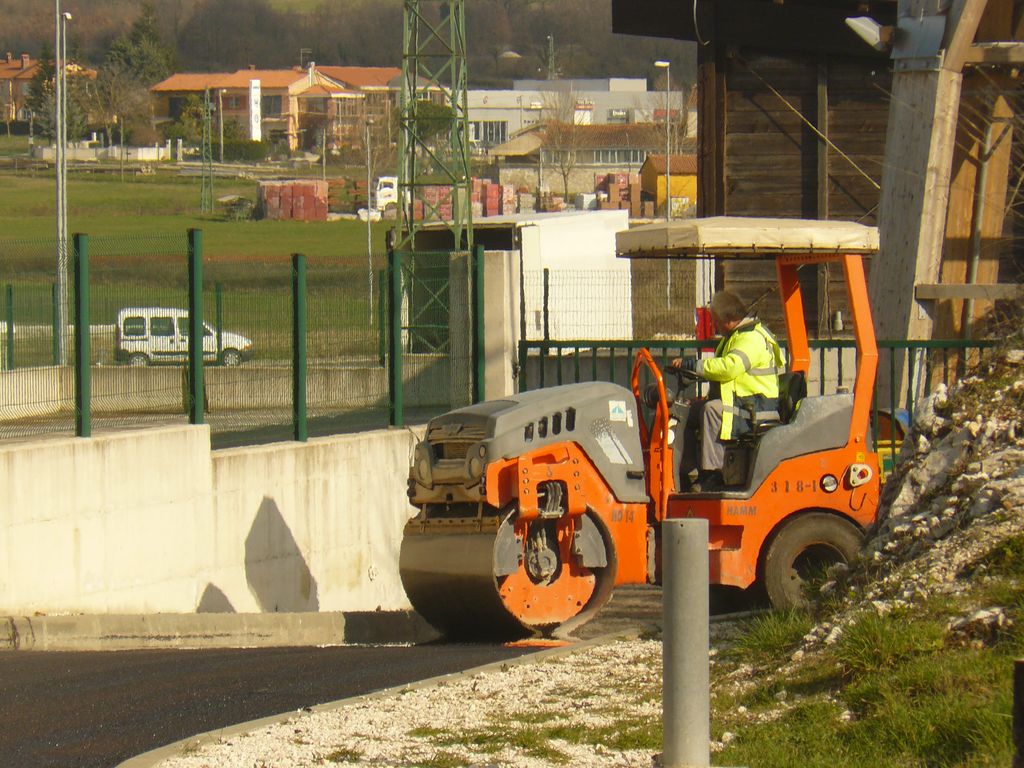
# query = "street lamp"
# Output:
<box><xmin>54</xmin><ymin>1</ymin><xmax>72</xmax><ymax>364</ymax></box>
<box><xmin>365</xmin><ymin>118</ymin><xmax>374</xmax><ymax>321</ymax></box>
<box><xmin>218</xmin><ymin>89</ymin><xmax>225</xmax><ymax>163</ymax></box>
<box><xmin>654</xmin><ymin>60</ymin><xmax>671</xmax><ymax>221</ymax></box>
<box><xmin>655</xmin><ymin>60</ymin><xmax>672</xmax><ymax>308</ymax></box>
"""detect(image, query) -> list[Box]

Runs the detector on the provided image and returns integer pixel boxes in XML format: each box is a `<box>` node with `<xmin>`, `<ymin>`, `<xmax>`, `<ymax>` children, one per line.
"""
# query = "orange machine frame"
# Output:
<box><xmin>632</xmin><ymin>250</ymin><xmax>881</xmax><ymax>589</ymax></box>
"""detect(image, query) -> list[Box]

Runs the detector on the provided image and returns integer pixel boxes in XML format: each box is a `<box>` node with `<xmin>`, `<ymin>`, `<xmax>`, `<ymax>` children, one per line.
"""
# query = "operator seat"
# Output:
<box><xmin>777</xmin><ymin>371</ymin><xmax>807</xmax><ymax>424</ymax></box>
<box><xmin>746</xmin><ymin>370</ymin><xmax>807</xmax><ymax>435</ymax></box>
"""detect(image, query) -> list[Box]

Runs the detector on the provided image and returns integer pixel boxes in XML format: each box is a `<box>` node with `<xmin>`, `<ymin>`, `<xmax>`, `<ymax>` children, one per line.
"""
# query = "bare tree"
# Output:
<box><xmin>90</xmin><ymin>60</ymin><xmax>150</xmax><ymax>147</ymax></box>
<box><xmin>541</xmin><ymin>87</ymin><xmax>584</xmax><ymax>200</ymax></box>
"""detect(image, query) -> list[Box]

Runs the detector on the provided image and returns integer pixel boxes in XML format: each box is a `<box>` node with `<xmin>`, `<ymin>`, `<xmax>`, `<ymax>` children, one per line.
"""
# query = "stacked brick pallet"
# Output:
<box><xmin>326</xmin><ymin>178</ymin><xmax>367</xmax><ymax>213</ymax></box>
<box><xmin>471</xmin><ymin>179</ymin><xmax>517</xmax><ymax>217</ymax></box>
<box><xmin>258</xmin><ymin>180</ymin><xmax>329</xmax><ymax>221</ymax></box>
<box><xmin>421</xmin><ymin>185</ymin><xmax>454</xmax><ymax>221</ymax></box>
<box><xmin>594</xmin><ymin>172</ymin><xmax>644</xmax><ymax>217</ymax></box>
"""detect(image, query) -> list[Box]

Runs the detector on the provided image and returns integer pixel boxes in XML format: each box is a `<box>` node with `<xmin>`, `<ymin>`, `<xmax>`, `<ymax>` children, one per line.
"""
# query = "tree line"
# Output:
<box><xmin>7</xmin><ymin>0</ymin><xmax>693</xmax><ymax>150</ymax></box>
<box><xmin>4</xmin><ymin>0</ymin><xmax>694</xmax><ymax>87</ymax></box>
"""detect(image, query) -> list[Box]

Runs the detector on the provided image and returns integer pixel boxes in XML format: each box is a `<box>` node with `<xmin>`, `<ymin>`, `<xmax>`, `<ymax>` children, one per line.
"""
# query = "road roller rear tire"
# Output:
<box><xmin>763</xmin><ymin>512</ymin><xmax>862</xmax><ymax>610</ymax></box>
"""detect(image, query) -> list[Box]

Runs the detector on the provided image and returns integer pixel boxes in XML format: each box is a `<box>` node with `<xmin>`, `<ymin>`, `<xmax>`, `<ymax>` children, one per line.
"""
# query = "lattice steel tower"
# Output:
<box><xmin>200</xmin><ymin>88</ymin><xmax>214</xmax><ymax>214</ymax></box>
<box><xmin>396</xmin><ymin>0</ymin><xmax>473</xmax><ymax>250</ymax></box>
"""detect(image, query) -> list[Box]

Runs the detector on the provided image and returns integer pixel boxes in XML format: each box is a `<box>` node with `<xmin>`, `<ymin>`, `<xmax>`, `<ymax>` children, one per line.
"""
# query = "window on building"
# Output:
<box><xmin>261</xmin><ymin>95</ymin><xmax>283</xmax><ymax>116</ymax></box>
<box><xmin>469</xmin><ymin>120</ymin><xmax>507</xmax><ymax>146</ymax></box>
<box><xmin>168</xmin><ymin>96</ymin><xmax>187</xmax><ymax>120</ymax></box>
<box><xmin>225</xmin><ymin>95</ymin><xmax>243</xmax><ymax>110</ymax></box>
<box><xmin>303</xmin><ymin>98</ymin><xmax>327</xmax><ymax>115</ymax></box>
<box><xmin>338</xmin><ymin>99</ymin><xmax>362</xmax><ymax>117</ymax></box>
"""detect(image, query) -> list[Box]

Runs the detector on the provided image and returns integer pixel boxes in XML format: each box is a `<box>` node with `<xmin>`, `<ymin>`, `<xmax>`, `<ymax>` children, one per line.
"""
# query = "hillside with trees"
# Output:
<box><xmin>0</xmin><ymin>0</ymin><xmax>694</xmax><ymax>86</ymax></box>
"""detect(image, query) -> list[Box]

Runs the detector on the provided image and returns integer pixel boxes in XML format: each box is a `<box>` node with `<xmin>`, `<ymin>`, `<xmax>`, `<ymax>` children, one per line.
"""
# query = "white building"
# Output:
<box><xmin>467</xmin><ymin>78</ymin><xmax>693</xmax><ymax>152</ymax></box>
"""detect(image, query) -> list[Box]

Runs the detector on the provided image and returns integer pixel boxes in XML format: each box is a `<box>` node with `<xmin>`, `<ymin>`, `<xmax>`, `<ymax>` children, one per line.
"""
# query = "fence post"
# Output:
<box><xmin>472</xmin><ymin>243</ymin><xmax>485</xmax><ymax>403</ymax></box>
<box><xmin>292</xmin><ymin>253</ymin><xmax>308</xmax><ymax>442</ymax></box>
<box><xmin>51</xmin><ymin>282</ymin><xmax>59</xmax><ymax>365</ymax></box>
<box><xmin>542</xmin><ymin>267</ymin><xmax>550</xmax><ymax>342</ymax></box>
<box><xmin>1014</xmin><ymin>659</ymin><xmax>1024</xmax><ymax>767</ymax></box>
<box><xmin>518</xmin><ymin>338</ymin><xmax>529</xmax><ymax>391</ymax></box>
<box><xmin>215</xmin><ymin>281</ymin><xmax>224</xmax><ymax>357</ymax></box>
<box><xmin>388</xmin><ymin>248</ymin><xmax>403</xmax><ymax>427</ymax></box>
<box><xmin>662</xmin><ymin>517</ymin><xmax>710</xmax><ymax>768</ymax></box>
<box><xmin>377</xmin><ymin>268</ymin><xmax>386</xmax><ymax>368</ymax></box>
<box><xmin>4</xmin><ymin>284</ymin><xmax>13</xmax><ymax>371</ymax></box>
<box><xmin>187</xmin><ymin>228</ymin><xmax>204</xmax><ymax>425</ymax></box>
<box><xmin>73</xmin><ymin>234</ymin><xmax>91</xmax><ymax>438</ymax></box>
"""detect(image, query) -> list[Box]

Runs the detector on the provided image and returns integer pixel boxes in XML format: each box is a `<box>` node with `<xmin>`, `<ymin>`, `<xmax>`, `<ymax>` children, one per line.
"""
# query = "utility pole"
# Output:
<box><xmin>366</xmin><ymin>119</ymin><xmax>374</xmax><ymax>320</ymax></box>
<box><xmin>217</xmin><ymin>89</ymin><xmax>224</xmax><ymax>164</ymax></box>
<box><xmin>396</xmin><ymin>0</ymin><xmax>473</xmax><ymax>251</ymax></box>
<box><xmin>200</xmin><ymin>88</ymin><xmax>213</xmax><ymax>213</ymax></box>
<box><xmin>54</xmin><ymin>0</ymin><xmax>70</xmax><ymax>365</ymax></box>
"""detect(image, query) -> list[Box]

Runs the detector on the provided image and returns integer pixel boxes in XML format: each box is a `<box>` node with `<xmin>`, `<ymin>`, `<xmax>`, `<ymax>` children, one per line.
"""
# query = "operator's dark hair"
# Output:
<box><xmin>709</xmin><ymin>290</ymin><xmax>748</xmax><ymax>323</ymax></box>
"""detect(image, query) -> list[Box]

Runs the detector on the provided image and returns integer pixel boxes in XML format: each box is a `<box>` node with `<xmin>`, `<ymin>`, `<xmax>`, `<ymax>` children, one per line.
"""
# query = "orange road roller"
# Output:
<box><xmin>400</xmin><ymin>217</ymin><xmax>883</xmax><ymax>639</ymax></box>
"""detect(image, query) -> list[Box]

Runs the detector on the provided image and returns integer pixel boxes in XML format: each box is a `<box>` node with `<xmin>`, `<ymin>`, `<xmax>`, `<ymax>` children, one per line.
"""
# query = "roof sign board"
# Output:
<box><xmin>249</xmin><ymin>79</ymin><xmax>262</xmax><ymax>141</ymax></box>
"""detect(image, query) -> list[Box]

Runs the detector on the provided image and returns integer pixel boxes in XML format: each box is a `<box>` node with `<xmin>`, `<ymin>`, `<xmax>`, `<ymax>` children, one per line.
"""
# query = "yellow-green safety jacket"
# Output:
<box><xmin>696</xmin><ymin>318</ymin><xmax>786</xmax><ymax>439</ymax></box>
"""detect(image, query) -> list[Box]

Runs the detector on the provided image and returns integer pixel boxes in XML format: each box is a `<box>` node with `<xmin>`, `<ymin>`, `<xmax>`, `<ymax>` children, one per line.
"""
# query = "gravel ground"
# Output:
<box><xmin>154</xmin><ymin>636</ymin><xmax>670</xmax><ymax>768</ymax></box>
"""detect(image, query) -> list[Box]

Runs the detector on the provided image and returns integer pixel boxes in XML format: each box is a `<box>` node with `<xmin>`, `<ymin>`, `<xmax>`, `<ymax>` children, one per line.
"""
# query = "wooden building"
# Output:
<box><xmin>613</xmin><ymin>0</ymin><xmax>1021</xmax><ymax>344</ymax></box>
<box><xmin>613</xmin><ymin>0</ymin><xmax>898</xmax><ymax>336</ymax></box>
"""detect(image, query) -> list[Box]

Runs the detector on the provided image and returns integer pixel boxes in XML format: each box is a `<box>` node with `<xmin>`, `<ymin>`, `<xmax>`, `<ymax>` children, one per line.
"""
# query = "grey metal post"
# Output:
<box><xmin>662</xmin><ymin>518</ymin><xmax>710</xmax><ymax>768</ymax></box>
<box><xmin>1014</xmin><ymin>659</ymin><xmax>1024</xmax><ymax>768</ymax></box>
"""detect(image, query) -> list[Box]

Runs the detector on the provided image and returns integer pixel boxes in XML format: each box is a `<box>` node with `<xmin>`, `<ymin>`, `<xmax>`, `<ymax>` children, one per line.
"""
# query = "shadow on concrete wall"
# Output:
<box><xmin>196</xmin><ymin>583</ymin><xmax>235</xmax><ymax>613</ymax></box>
<box><xmin>245</xmin><ymin>497</ymin><xmax>319</xmax><ymax>612</ymax></box>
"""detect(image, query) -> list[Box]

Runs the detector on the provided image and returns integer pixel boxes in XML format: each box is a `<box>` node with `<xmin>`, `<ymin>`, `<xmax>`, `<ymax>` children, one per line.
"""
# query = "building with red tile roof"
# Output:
<box><xmin>151</xmin><ymin>65</ymin><xmax>364</xmax><ymax>151</ymax></box>
<box><xmin>0</xmin><ymin>52</ymin><xmax>37</xmax><ymax>123</ymax></box>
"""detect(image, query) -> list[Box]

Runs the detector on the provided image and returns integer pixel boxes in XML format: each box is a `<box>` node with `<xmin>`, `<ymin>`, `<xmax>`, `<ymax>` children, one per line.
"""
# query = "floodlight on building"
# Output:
<box><xmin>845</xmin><ymin>16</ymin><xmax>895</xmax><ymax>52</ymax></box>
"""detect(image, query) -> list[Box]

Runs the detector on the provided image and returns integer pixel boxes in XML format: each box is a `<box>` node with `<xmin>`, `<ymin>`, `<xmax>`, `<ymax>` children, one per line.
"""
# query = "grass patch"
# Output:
<box><xmin>716</xmin><ymin>576</ymin><xmax>1015</xmax><ymax>767</ymax></box>
<box><xmin>413</xmin><ymin>750</ymin><xmax>472</xmax><ymax>768</ymax></box>
<box><xmin>429</xmin><ymin>724</ymin><xmax>571</xmax><ymax>763</ymax></box>
<box><xmin>727</xmin><ymin>609</ymin><xmax>814</xmax><ymax>664</ymax></box>
<box><xmin>0</xmin><ymin>135</ymin><xmax>29</xmax><ymax>156</ymax></box>
<box><xmin>0</xmin><ymin>171</ymin><xmax>391</xmax><ymax>256</ymax></box>
<box><xmin>568</xmin><ymin>718</ymin><xmax>661</xmax><ymax>751</ymax></box>
<box><xmin>322</xmin><ymin>746</ymin><xmax>362</xmax><ymax>762</ymax></box>
<box><xmin>960</xmin><ymin>533</ymin><xmax>1024</xmax><ymax>580</ymax></box>
<box><xmin>407</xmin><ymin>726</ymin><xmax>446</xmax><ymax>738</ymax></box>
<box><xmin>830</xmin><ymin>610</ymin><xmax>945</xmax><ymax>678</ymax></box>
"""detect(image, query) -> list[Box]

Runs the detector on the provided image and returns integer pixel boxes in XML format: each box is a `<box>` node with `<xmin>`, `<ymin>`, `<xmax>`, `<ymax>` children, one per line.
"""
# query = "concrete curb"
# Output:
<box><xmin>0</xmin><ymin>611</ymin><xmax>438</xmax><ymax>651</ymax></box>
<box><xmin>116</xmin><ymin>628</ymin><xmax>646</xmax><ymax>768</ymax></box>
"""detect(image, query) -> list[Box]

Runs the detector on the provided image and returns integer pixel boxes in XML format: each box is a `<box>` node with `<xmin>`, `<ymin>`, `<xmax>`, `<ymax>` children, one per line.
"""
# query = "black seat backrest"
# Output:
<box><xmin>778</xmin><ymin>371</ymin><xmax>807</xmax><ymax>424</ymax></box>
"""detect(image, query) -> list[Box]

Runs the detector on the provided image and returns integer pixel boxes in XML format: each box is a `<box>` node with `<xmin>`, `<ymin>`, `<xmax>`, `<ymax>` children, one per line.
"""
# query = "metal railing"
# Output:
<box><xmin>517</xmin><ymin>337</ymin><xmax>999</xmax><ymax>474</ymax></box>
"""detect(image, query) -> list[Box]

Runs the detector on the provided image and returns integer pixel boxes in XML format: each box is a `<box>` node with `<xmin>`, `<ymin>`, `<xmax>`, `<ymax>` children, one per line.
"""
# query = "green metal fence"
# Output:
<box><xmin>521</xmin><ymin>262</ymin><xmax>709</xmax><ymax>342</ymax></box>
<box><xmin>517</xmin><ymin>337</ymin><xmax>999</xmax><ymax>475</ymax></box>
<box><xmin>0</xmin><ymin>232</ymin><xmax>481</xmax><ymax>446</ymax></box>
<box><xmin>387</xmin><ymin>247</ymin><xmax>481</xmax><ymax>427</ymax></box>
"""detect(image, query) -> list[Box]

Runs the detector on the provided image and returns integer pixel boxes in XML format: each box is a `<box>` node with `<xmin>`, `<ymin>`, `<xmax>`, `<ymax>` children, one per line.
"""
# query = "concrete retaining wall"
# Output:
<box><xmin>0</xmin><ymin>357</ymin><xmax>453</xmax><ymax>421</ymax></box>
<box><xmin>0</xmin><ymin>424</ymin><xmax>422</xmax><ymax>616</ymax></box>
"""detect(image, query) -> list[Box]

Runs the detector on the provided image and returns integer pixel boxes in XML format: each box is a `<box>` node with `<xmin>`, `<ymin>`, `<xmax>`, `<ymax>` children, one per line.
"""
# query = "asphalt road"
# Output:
<box><xmin>0</xmin><ymin>585</ymin><xmax>748</xmax><ymax>768</ymax></box>
<box><xmin>0</xmin><ymin>643</ymin><xmax>533</xmax><ymax>768</ymax></box>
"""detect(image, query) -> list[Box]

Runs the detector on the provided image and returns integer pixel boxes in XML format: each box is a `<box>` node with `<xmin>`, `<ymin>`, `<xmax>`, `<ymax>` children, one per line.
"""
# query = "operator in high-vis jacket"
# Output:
<box><xmin>671</xmin><ymin>290</ymin><xmax>785</xmax><ymax>491</ymax></box>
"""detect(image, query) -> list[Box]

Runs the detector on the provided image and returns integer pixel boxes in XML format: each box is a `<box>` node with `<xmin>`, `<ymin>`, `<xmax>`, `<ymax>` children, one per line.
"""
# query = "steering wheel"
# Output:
<box><xmin>666</xmin><ymin>364</ymin><xmax>701</xmax><ymax>384</ymax></box>
<box><xmin>667</xmin><ymin>366</ymin><xmax>700</xmax><ymax>385</ymax></box>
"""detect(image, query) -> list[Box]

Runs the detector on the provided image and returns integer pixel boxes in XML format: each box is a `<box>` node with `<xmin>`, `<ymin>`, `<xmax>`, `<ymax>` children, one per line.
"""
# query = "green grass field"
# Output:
<box><xmin>0</xmin><ymin>169</ymin><xmax>391</xmax><ymax>261</ymax></box>
<box><xmin>0</xmin><ymin>166</ymin><xmax>395</xmax><ymax>367</ymax></box>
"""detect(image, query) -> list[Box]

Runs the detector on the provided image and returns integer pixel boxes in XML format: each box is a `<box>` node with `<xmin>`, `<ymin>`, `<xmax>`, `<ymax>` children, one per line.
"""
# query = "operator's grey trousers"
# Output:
<box><xmin>680</xmin><ymin>399</ymin><xmax>726</xmax><ymax>472</ymax></box>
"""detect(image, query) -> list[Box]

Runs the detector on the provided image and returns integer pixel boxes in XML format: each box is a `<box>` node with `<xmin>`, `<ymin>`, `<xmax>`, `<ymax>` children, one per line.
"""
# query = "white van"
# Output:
<box><xmin>115</xmin><ymin>307</ymin><xmax>254</xmax><ymax>366</ymax></box>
